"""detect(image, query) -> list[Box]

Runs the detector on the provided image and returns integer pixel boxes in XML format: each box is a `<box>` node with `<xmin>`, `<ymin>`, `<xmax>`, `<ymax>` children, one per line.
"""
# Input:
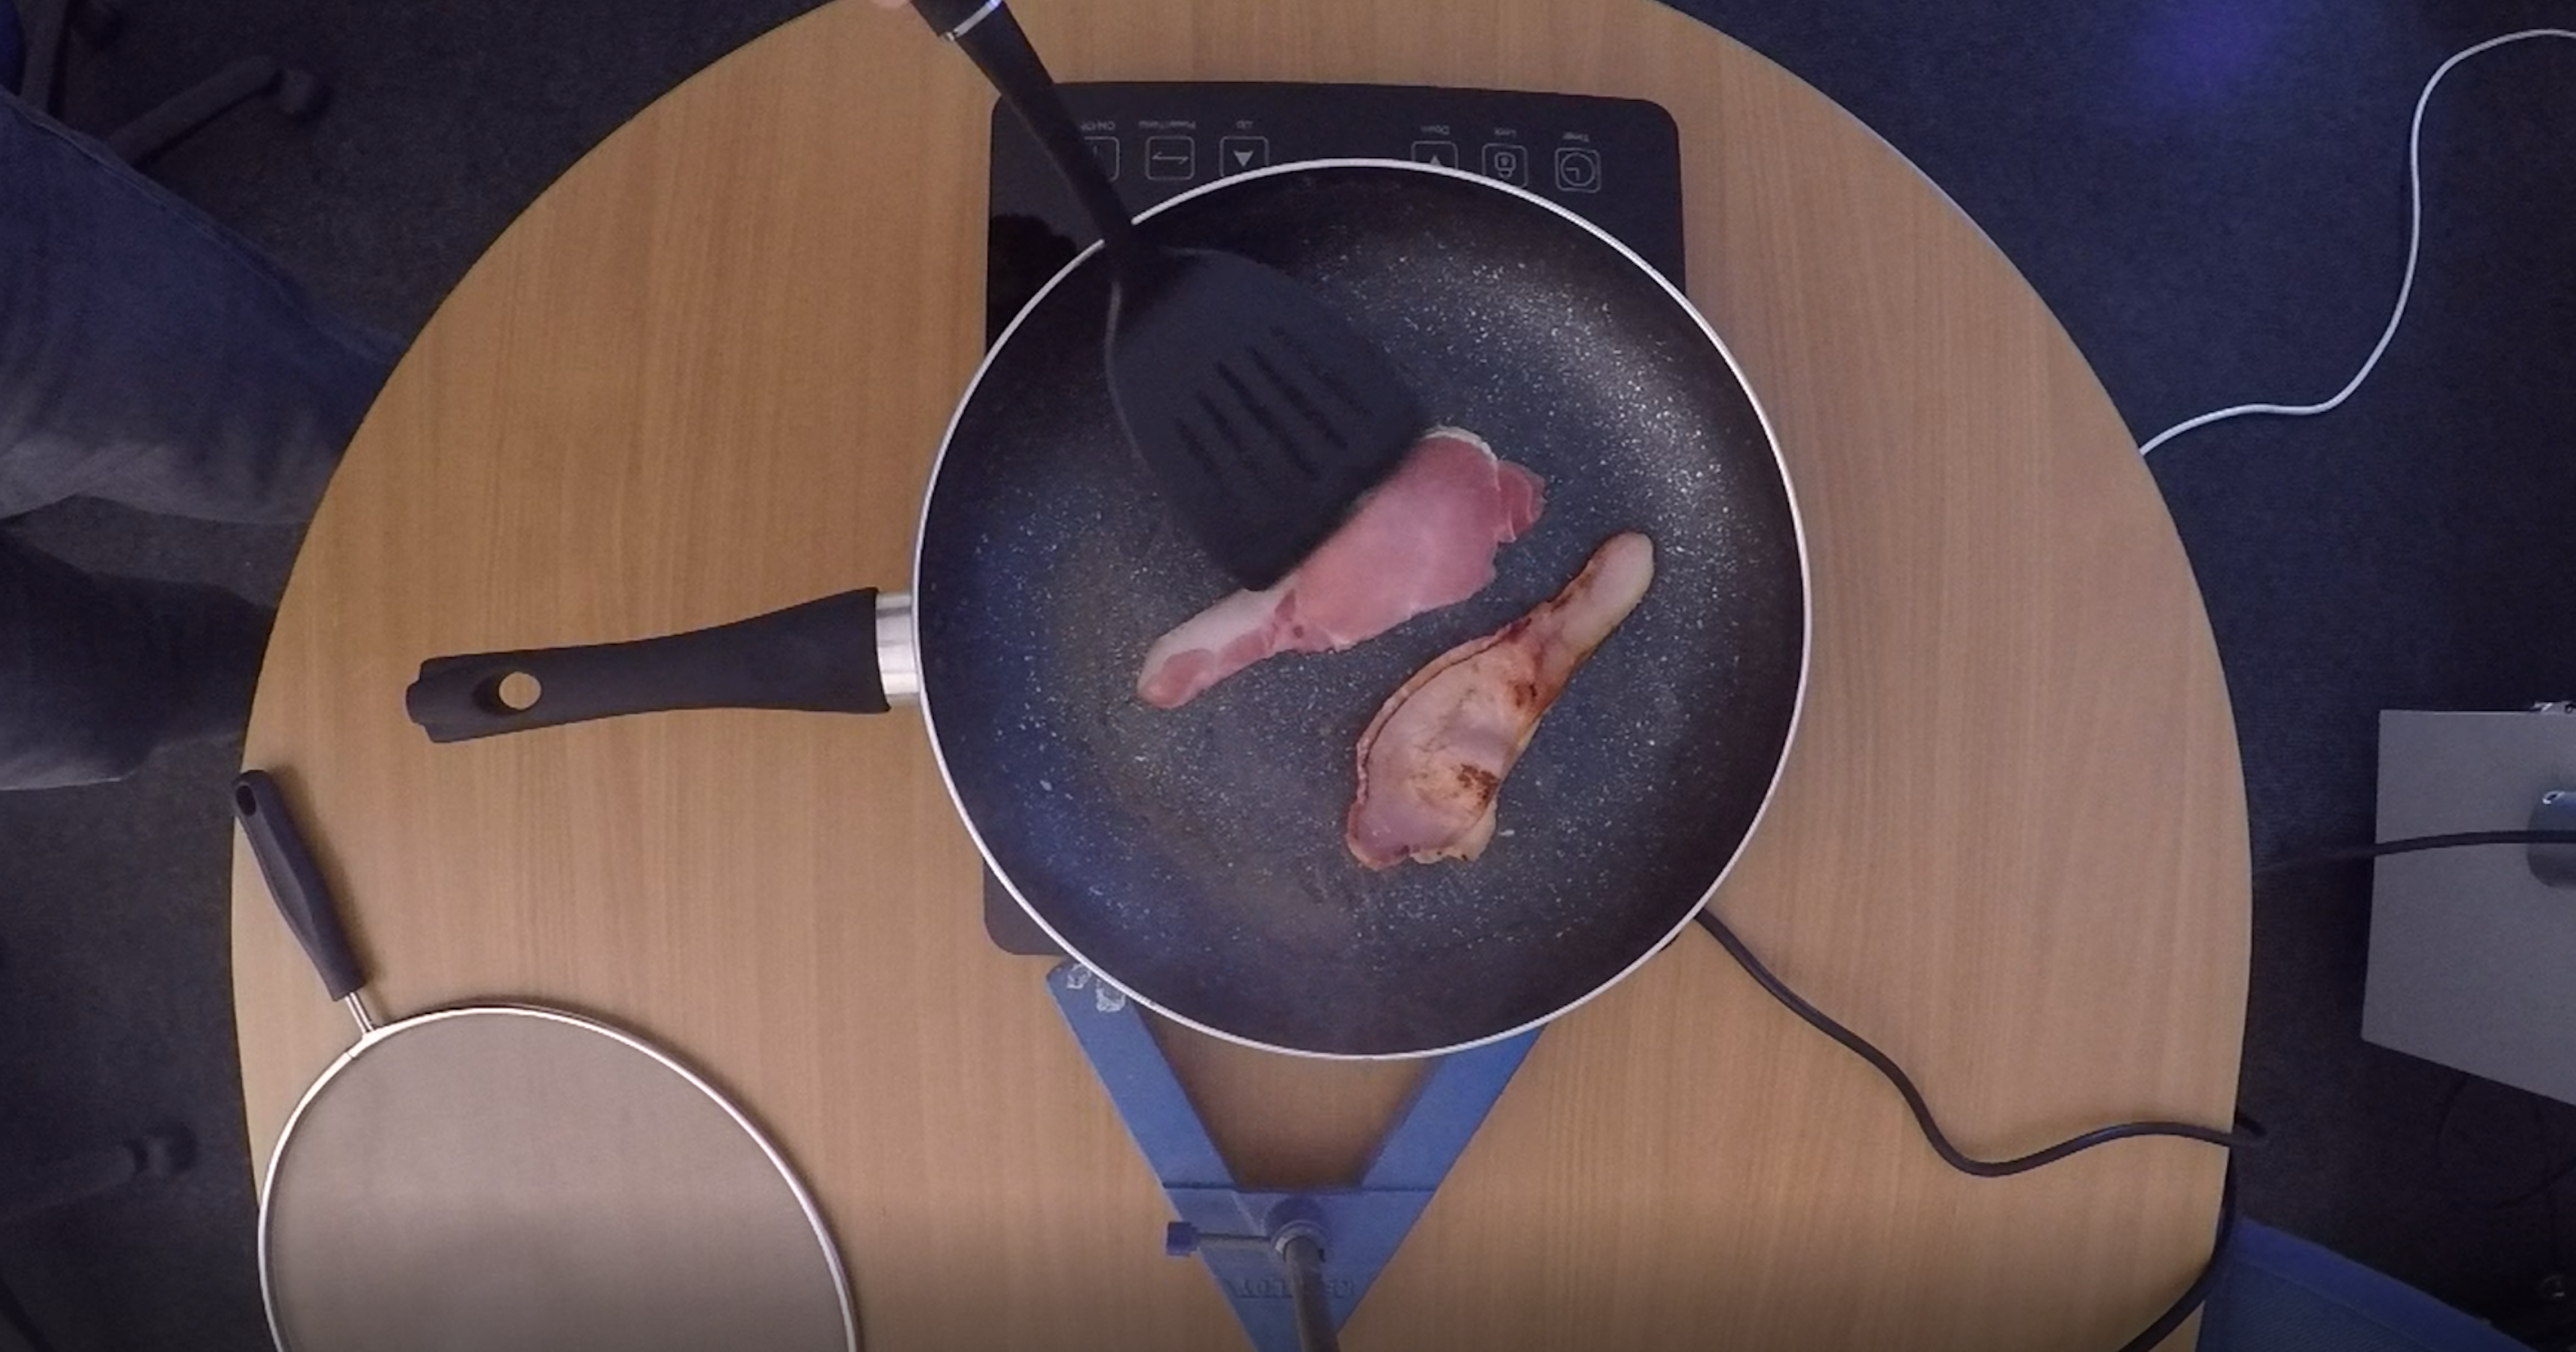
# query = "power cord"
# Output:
<box><xmin>1695</xmin><ymin>825</ymin><xmax>2576</xmax><ymax>1349</ymax></box>
<box><xmin>2135</xmin><ymin>27</ymin><xmax>2575</xmax><ymax>458</ymax></box>
<box><xmin>1690</xmin><ymin>21</ymin><xmax>2576</xmax><ymax>1340</ymax></box>
<box><xmin>2259</xmin><ymin>828</ymin><xmax>2576</xmax><ymax>874</ymax></box>
<box><xmin>1693</xmin><ymin>909</ymin><xmax>2253</xmax><ymax>1352</ymax></box>
<box><xmin>1695</xmin><ymin>910</ymin><xmax>2257</xmax><ymax>1174</ymax></box>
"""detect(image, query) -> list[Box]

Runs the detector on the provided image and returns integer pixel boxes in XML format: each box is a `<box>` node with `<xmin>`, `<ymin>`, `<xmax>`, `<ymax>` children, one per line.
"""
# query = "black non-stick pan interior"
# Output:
<box><xmin>918</xmin><ymin>164</ymin><xmax>1803</xmax><ymax>1057</ymax></box>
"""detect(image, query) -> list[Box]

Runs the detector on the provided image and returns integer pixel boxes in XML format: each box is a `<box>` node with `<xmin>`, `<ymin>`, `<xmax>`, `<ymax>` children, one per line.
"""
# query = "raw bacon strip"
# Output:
<box><xmin>1345</xmin><ymin>533</ymin><xmax>1656</xmax><ymax>869</ymax></box>
<box><xmin>1136</xmin><ymin>428</ymin><xmax>1544</xmax><ymax>709</ymax></box>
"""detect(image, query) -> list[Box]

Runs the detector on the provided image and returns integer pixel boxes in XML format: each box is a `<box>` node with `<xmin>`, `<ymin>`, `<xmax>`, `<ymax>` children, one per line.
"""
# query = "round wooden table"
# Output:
<box><xmin>230</xmin><ymin>1</ymin><xmax>2249</xmax><ymax>1347</ymax></box>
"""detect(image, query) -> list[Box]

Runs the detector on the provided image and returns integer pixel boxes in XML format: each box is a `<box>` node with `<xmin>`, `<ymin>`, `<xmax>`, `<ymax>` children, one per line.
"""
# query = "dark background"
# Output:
<box><xmin>3</xmin><ymin>0</ymin><xmax>2574</xmax><ymax>1346</ymax></box>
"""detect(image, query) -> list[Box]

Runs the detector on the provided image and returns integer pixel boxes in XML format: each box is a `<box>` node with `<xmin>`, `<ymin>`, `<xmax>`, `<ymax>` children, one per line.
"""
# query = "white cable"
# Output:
<box><xmin>2136</xmin><ymin>27</ymin><xmax>2576</xmax><ymax>457</ymax></box>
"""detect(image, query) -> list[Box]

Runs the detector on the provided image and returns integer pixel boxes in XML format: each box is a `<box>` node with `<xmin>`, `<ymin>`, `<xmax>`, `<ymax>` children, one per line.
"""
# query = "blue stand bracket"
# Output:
<box><xmin>1047</xmin><ymin>961</ymin><xmax>1537</xmax><ymax>1352</ymax></box>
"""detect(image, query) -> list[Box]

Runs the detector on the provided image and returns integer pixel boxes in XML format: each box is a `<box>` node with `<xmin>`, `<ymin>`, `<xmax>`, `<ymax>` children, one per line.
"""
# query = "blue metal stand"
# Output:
<box><xmin>1048</xmin><ymin>961</ymin><xmax>1536</xmax><ymax>1352</ymax></box>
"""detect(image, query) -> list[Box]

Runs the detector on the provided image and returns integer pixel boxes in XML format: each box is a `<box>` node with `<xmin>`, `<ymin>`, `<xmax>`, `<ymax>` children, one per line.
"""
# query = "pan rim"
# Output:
<box><xmin>256</xmin><ymin>1003</ymin><xmax>859</xmax><ymax>1352</ymax></box>
<box><xmin>910</xmin><ymin>156</ymin><xmax>1813</xmax><ymax>1061</ymax></box>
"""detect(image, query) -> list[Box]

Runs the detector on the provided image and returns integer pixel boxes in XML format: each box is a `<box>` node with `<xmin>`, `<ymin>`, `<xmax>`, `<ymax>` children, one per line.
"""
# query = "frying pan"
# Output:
<box><xmin>234</xmin><ymin>771</ymin><xmax>858</xmax><ymax>1352</ymax></box>
<box><xmin>405</xmin><ymin>159</ymin><xmax>1809</xmax><ymax>1058</ymax></box>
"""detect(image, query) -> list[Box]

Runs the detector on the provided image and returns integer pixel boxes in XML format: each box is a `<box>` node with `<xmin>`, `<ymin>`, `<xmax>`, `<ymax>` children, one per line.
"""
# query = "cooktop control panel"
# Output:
<box><xmin>983</xmin><ymin>82</ymin><xmax>1688</xmax><ymax>345</ymax></box>
<box><xmin>977</xmin><ymin>83</ymin><xmax>1688</xmax><ymax>956</ymax></box>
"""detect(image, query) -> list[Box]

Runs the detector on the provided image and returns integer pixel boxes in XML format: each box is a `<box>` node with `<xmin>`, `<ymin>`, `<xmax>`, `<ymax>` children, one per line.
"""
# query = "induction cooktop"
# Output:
<box><xmin>977</xmin><ymin>82</ymin><xmax>1687</xmax><ymax>955</ymax></box>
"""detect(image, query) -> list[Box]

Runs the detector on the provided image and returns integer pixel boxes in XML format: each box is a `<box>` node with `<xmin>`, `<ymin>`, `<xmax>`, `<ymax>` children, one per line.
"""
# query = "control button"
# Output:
<box><xmin>1144</xmin><ymin>135</ymin><xmax>1197</xmax><ymax>181</ymax></box>
<box><xmin>1481</xmin><ymin>142</ymin><xmax>1528</xmax><ymax>185</ymax></box>
<box><xmin>1218</xmin><ymin>135</ymin><xmax>1270</xmax><ymax>175</ymax></box>
<box><xmin>1553</xmin><ymin>146</ymin><xmax>1602</xmax><ymax>193</ymax></box>
<box><xmin>1084</xmin><ymin>135</ymin><xmax>1120</xmax><ymax>180</ymax></box>
<box><xmin>1410</xmin><ymin>139</ymin><xmax>1458</xmax><ymax>168</ymax></box>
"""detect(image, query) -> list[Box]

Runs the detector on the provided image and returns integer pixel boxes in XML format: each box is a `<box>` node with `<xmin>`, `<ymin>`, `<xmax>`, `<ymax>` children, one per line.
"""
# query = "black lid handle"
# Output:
<box><xmin>233</xmin><ymin>770</ymin><xmax>367</xmax><ymax>1003</ymax></box>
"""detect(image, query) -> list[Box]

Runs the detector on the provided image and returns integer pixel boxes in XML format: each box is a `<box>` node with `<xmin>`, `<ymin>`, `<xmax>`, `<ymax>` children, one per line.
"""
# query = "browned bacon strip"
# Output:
<box><xmin>1346</xmin><ymin>533</ymin><xmax>1656</xmax><ymax>869</ymax></box>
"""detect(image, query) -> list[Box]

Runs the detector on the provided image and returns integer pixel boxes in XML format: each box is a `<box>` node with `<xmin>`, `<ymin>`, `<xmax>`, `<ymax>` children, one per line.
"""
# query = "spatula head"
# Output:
<box><xmin>1108</xmin><ymin>247</ymin><xmax>1428</xmax><ymax>590</ymax></box>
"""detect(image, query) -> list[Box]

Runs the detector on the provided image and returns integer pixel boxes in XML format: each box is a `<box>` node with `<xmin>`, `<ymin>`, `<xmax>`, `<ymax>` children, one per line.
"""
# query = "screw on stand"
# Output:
<box><xmin>1162</xmin><ymin>1212</ymin><xmax>1340</xmax><ymax>1352</ymax></box>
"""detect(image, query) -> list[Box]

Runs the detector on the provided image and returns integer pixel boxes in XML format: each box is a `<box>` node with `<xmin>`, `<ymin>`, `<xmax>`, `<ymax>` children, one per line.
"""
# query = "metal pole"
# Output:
<box><xmin>1276</xmin><ymin>1229</ymin><xmax>1338</xmax><ymax>1352</ymax></box>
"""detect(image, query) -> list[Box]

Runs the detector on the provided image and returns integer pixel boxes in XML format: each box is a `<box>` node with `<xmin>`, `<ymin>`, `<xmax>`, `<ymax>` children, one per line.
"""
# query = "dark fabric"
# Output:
<box><xmin>0</xmin><ymin>541</ymin><xmax>270</xmax><ymax>788</ymax></box>
<box><xmin>2205</xmin><ymin>1222</ymin><xmax>2528</xmax><ymax>1352</ymax></box>
<box><xmin>1</xmin><ymin>4</ymin><xmax>21</xmax><ymax>100</ymax></box>
<box><xmin>0</xmin><ymin>91</ymin><xmax>394</xmax><ymax>788</ymax></box>
<box><xmin>0</xmin><ymin>93</ymin><xmax>397</xmax><ymax>525</ymax></box>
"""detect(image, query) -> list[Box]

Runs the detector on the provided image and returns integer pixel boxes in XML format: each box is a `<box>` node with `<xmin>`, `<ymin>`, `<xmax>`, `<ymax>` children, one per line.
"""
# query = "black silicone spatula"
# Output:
<box><xmin>915</xmin><ymin>0</ymin><xmax>1426</xmax><ymax>590</ymax></box>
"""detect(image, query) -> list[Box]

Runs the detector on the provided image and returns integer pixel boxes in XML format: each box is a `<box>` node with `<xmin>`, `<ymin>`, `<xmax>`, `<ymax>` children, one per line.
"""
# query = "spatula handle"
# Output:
<box><xmin>914</xmin><ymin>0</ymin><xmax>1138</xmax><ymax>261</ymax></box>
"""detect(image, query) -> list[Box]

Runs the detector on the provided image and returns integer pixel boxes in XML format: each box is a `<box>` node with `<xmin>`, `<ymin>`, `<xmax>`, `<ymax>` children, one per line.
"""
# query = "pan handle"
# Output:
<box><xmin>233</xmin><ymin>770</ymin><xmax>368</xmax><ymax>1003</ymax></box>
<box><xmin>405</xmin><ymin>589</ymin><xmax>898</xmax><ymax>744</ymax></box>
